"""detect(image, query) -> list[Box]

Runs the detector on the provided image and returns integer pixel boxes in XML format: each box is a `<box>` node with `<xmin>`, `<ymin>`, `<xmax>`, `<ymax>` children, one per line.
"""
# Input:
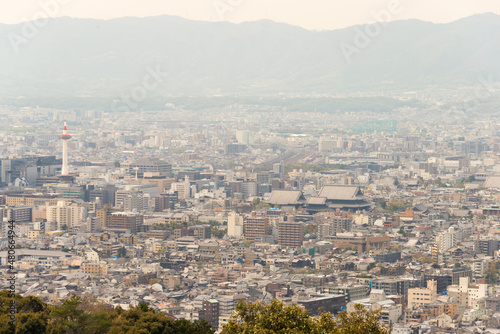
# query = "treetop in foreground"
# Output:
<box><xmin>221</xmin><ymin>299</ymin><xmax>390</xmax><ymax>334</ymax></box>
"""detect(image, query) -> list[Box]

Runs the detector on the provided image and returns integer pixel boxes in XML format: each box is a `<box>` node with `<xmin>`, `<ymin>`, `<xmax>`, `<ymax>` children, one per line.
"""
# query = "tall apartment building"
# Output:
<box><xmin>227</xmin><ymin>212</ymin><xmax>244</xmax><ymax>238</ymax></box>
<box><xmin>116</xmin><ymin>188</ymin><xmax>149</xmax><ymax>212</ymax></box>
<box><xmin>108</xmin><ymin>212</ymin><xmax>143</xmax><ymax>234</ymax></box>
<box><xmin>202</xmin><ymin>299</ymin><xmax>220</xmax><ymax>329</ymax></box>
<box><xmin>96</xmin><ymin>205</ymin><xmax>121</xmax><ymax>229</ymax></box>
<box><xmin>278</xmin><ymin>217</ymin><xmax>304</xmax><ymax>248</ymax></box>
<box><xmin>46</xmin><ymin>201</ymin><xmax>84</xmax><ymax>230</ymax></box>
<box><xmin>437</xmin><ymin>226</ymin><xmax>458</xmax><ymax>252</ymax></box>
<box><xmin>5</xmin><ymin>206</ymin><xmax>33</xmax><ymax>223</ymax></box>
<box><xmin>87</xmin><ymin>184</ymin><xmax>117</xmax><ymax>205</ymax></box>
<box><xmin>273</xmin><ymin>163</ymin><xmax>284</xmax><ymax>179</ymax></box>
<box><xmin>474</xmin><ymin>238</ymin><xmax>499</xmax><ymax>256</ymax></box>
<box><xmin>170</xmin><ymin>176</ymin><xmax>191</xmax><ymax>200</ymax></box>
<box><xmin>432</xmin><ymin>226</ymin><xmax>458</xmax><ymax>261</ymax></box>
<box><xmin>244</xmin><ymin>212</ymin><xmax>269</xmax><ymax>242</ymax></box>
<box><xmin>241</xmin><ymin>181</ymin><xmax>258</xmax><ymax>198</ymax></box>
<box><xmin>235</xmin><ymin>130</ymin><xmax>254</xmax><ymax>145</ymax></box>
<box><xmin>319</xmin><ymin>217</ymin><xmax>353</xmax><ymax>239</ymax></box>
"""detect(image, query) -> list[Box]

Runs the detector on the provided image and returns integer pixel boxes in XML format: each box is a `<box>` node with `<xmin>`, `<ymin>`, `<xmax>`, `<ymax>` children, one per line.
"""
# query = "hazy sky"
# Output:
<box><xmin>1</xmin><ymin>0</ymin><xmax>499</xmax><ymax>30</ymax></box>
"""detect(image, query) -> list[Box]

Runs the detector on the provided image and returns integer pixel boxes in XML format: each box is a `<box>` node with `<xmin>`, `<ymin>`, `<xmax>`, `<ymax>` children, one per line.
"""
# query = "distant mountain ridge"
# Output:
<box><xmin>0</xmin><ymin>13</ymin><xmax>499</xmax><ymax>99</ymax></box>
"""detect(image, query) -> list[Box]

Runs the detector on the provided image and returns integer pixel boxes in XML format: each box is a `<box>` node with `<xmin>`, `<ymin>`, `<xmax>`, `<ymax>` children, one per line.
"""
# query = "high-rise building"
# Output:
<box><xmin>126</xmin><ymin>158</ymin><xmax>172</xmax><ymax>178</ymax></box>
<box><xmin>235</xmin><ymin>130</ymin><xmax>254</xmax><ymax>145</ymax></box>
<box><xmin>227</xmin><ymin>212</ymin><xmax>243</xmax><ymax>238</ymax></box>
<box><xmin>273</xmin><ymin>163</ymin><xmax>284</xmax><ymax>179</ymax></box>
<box><xmin>319</xmin><ymin>138</ymin><xmax>336</xmax><ymax>152</ymax></box>
<box><xmin>432</xmin><ymin>226</ymin><xmax>458</xmax><ymax>261</ymax></box>
<box><xmin>108</xmin><ymin>212</ymin><xmax>143</xmax><ymax>234</ymax></box>
<box><xmin>153</xmin><ymin>194</ymin><xmax>170</xmax><ymax>212</ymax></box>
<box><xmin>116</xmin><ymin>188</ymin><xmax>149</xmax><ymax>211</ymax></box>
<box><xmin>46</xmin><ymin>201</ymin><xmax>84</xmax><ymax>230</ymax></box>
<box><xmin>318</xmin><ymin>217</ymin><xmax>353</xmax><ymax>239</ymax></box>
<box><xmin>278</xmin><ymin>217</ymin><xmax>304</xmax><ymax>248</ymax></box>
<box><xmin>170</xmin><ymin>176</ymin><xmax>191</xmax><ymax>200</ymax></box>
<box><xmin>6</xmin><ymin>206</ymin><xmax>33</xmax><ymax>223</ymax></box>
<box><xmin>241</xmin><ymin>181</ymin><xmax>258</xmax><ymax>198</ymax></box>
<box><xmin>202</xmin><ymin>299</ymin><xmax>220</xmax><ymax>329</ymax></box>
<box><xmin>244</xmin><ymin>212</ymin><xmax>269</xmax><ymax>242</ymax></box>
<box><xmin>96</xmin><ymin>205</ymin><xmax>121</xmax><ymax>229</ymax></box>
<box><xmin>474</xmin><ymin>238</ymin><xmax>499</xmax><ymax>256</ymax></box>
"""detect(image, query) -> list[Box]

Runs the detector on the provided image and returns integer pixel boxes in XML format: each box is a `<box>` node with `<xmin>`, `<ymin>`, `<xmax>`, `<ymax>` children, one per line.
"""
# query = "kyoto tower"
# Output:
<box><xmin>59</xmin><ymin>121</ymin><xmax>72</xmax><ymax>176</ymax></box>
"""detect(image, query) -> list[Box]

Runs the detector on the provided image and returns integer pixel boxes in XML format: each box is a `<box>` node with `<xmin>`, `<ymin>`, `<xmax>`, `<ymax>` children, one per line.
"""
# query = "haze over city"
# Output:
<box><xmin>0</xmin><ymin>1</ymin><xmax>500</xmax><ymax>334</ymax></box>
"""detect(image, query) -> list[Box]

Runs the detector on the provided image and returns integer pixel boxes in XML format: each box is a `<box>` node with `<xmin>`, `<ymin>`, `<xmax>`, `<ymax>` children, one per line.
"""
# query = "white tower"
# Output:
<box><xmin>59</xmin><ymin>121</ymin><xmax>72</xmax><ymax>176</ymax></box>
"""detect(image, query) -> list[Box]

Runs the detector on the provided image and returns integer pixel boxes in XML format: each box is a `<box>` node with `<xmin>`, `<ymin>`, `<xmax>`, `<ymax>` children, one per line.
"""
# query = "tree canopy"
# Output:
<box><xmin>0</xmin><ymin>291</ymin><xmax>214</xmax><ymax>334</ymax></box>
<box><xmin>221</xmin><ymin>300</ymin><xmax>390</xmax><ymax>334</ymax></box>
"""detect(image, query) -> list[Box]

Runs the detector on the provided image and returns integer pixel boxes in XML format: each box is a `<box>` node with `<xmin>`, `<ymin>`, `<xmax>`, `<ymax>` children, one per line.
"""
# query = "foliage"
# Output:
<box><xmin>117</xmin><ymin>247</ymin><xmax>127</xmax><ymax>258</ymax></box>
<box><xmin>211</xmin><ymin>227</ymin><xmax>225</xmax><ymax>239</ymax></box>
<box><xmin>385</xmin><ymin>200</ymin><xmax>411</xmax><ymax>212</ymax></box>
<box><xmin>304</xmin><ymin>224</ymin><xmax>318</xmax><ymax>235</ymax></box>
<box><xmin>0</xmin><ymin>292</ymin><xmax>214</xmax><ymax>334</ymax></box>
<box><xmin>152</xmin><ymin>222</ymin><xmax>185</xmax><ymax>231</ymax></box>
<box><xmin>221</xmin><ymin>300</ymin><xmax>389</xmax><ymax>334</ymax></box>
<box><xmin>484</xmin><ymin>260</ymin><xmax>500</xmax><ymax>284</ymax></box>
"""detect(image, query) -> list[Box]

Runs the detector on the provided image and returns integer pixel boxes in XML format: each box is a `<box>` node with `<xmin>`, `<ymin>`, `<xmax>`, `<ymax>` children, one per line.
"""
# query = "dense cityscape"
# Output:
<box><xmin>0</xmin><ymin>100</ymin><xmax>499</xmax><ymax>333</ymax></box>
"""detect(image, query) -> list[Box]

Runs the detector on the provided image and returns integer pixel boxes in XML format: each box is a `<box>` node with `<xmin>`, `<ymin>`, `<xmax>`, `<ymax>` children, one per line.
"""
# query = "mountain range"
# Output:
<box><xmin>0</xmin><ymin>14</ymin><xmax>499</xmax><ymax>101</ymax></box>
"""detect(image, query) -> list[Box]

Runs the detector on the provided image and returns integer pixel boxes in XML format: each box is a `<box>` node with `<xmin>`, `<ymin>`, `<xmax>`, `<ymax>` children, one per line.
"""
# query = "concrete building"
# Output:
<box><xmin>6</xmin><ymin>206</ymin><xmax>33</xmax><ymax>223</ymax></box>
<box><xmin>227</xmin><ymin>212</ymin><xmax>243</xmax><ymax>238</ymax></box>
<box><xmin>126</xmin><ymin>158</ymin><xmax>172</xmax><ymax>178</ymax></box>
<box><xmin>108</xmin><ymin>212</ymin><xmax>143</xmax><ymax>234</ymax></box>
<box><xmin>447</xmin><ymin>277</ymin><xmax>488</xmax><ymax>309</ymax></box>
<box><xmin>278</xmin><ymin>217</ymin><xmax>304</xmax><ymax>248</ymax></box>
<box><xmin>244</xmin><ymin>212</ymin><xmax>269</xmax><ymax>242</ymax></box>
<box><xmin>202</xmin><ymin>299</ymin><xmax>220</xmax><ymax>329</ymax></box>
<box><xmin>407</xmin><ymin>280</ymin><xmax>438</xmax><ymax>308</ymax></box>
<box><xmin>46</xmin><ymin>201</ymin><xmax>84</xmax><ymax>230</ymax></box>
<box><xmin>319</xmin><ymin>216</ymin><xmax>353</xmax><ymax>238</ymax></box>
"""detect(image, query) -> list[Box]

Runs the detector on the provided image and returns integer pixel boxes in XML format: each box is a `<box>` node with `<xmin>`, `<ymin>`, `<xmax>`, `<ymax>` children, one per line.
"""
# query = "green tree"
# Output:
<box><xmin>222</xmin><ymin>299</ymin><xmax>315</xmax><ymax>334</ymax></box>
<box><xmin>335</xmin><ymin>304</ymin><xmax>390</xmax><ymax>334</ymax></box>
<box><xmin>117</xmin><ymin>247</ymin><xmax>127</xmax><ymax>258</ymax></box>
<box><xmin>304</xmin><ymin>224</ymin><xmax>318</xmax><ymax>235</ymax></box>
<box><xmin>222</xmin><ymin>300</ymin><xmax>389</xmax><ymax>334</ymax></box>
<box><xmin>484</xmin><ymin>261</ymin><xmax>500</xmax><ymax>284</ymax></box>
<box><xmin>0</xmin><ymin>293</ymin><xmax>214</xmax><ymax>334</ymax></box>
<box><xmin>211</xmin><ymin>227</ymin><xmax>225</xmax><ymax>239</ymax></box>
<box><xmin>108</xmin><ymin>302</ymin><xmax>213</xmax><ymax>334</ymax></box>
<box><xmin>385</xmin><ymin>200</ymin><xmax>410</xmax><ymax>212</ymax></box>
